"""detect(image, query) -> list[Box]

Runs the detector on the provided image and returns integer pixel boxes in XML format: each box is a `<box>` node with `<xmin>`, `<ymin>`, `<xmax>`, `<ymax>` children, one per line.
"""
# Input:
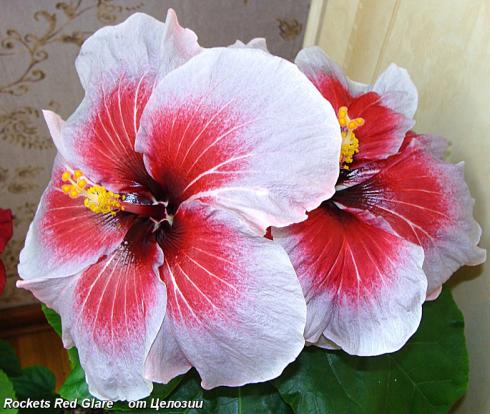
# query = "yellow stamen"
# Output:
<box><xmin>337</xmin><ymin>106</ymin><xmax>364</xmax><ymax>169</ymax></box>
<box><xmin>59</xmin><ymin>169</ymin><xmax>122</xmax><ymax>216</ymax></box>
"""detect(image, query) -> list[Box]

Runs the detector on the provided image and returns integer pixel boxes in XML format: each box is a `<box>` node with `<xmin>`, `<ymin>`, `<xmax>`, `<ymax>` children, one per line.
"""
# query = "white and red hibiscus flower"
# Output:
<box><xmin>273</xmin><ymin>47</ymin><xmax>486</xmax><ymax>356</ymax></box>
<box><xmin>0</xmin><ymin>208</ymin><xmax>13</xmax><ymax>294</ymax></box>
<box><xmin>16</xmin><ymin>12</ymin><xmax>341</xmax><ymax>400</ymax></box>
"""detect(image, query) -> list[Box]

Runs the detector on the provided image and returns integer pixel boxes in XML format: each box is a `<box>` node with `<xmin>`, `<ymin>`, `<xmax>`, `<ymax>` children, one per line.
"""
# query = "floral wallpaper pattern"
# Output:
<box><xmin>0</xmin><ymin>0</ymin><xmax>309</xmax><ymax>308</ymax></box>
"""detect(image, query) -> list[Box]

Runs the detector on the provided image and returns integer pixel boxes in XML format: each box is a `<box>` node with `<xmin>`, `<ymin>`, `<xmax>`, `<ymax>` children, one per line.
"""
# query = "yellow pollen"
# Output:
<box><xmin>59</xmin><ymin>170</ymin><xmax>122</xmax><ymax>216</ymax></box>
<box><xmin>337</xmin><ymin>106</ymin><xmax>365</xmax><ymax>170</ymax></box>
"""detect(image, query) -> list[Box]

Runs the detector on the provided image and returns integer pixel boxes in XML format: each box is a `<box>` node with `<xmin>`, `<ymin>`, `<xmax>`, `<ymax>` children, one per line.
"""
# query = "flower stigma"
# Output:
<box><xmin>338</xmin><ymin>106</ymin><xmax>365</xmax><ymax>169</ymax></box>
<box><xmin>61</xmin><ymin>169</ymin><xmax>124</xmax><ymax>216</ymax></box>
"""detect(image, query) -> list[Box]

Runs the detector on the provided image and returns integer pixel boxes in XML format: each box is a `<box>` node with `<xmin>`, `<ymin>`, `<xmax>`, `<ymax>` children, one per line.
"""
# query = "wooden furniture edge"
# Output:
<box><xmin>0</xmin><ymin>304</ymin><xmax>50</xmax><ymax>338</ymax></box>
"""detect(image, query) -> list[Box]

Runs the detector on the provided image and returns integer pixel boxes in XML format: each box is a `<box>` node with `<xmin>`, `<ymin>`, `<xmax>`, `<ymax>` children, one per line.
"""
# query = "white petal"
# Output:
<box><xmin>372</xmin><ymin>63</ymin><xmax>418</xmax><ymax>118</ymax></box>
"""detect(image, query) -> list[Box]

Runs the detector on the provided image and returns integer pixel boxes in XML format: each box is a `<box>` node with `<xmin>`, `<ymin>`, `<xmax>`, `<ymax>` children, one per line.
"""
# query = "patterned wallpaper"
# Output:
<box><xmin>0</xmin><ymin>0</ymin><xmax>309</xmax><ymax>308</ymax></box>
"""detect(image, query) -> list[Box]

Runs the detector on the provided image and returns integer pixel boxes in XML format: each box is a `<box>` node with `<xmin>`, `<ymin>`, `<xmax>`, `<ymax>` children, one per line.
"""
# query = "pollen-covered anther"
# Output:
<box><xmin>60</xmin><ymin>170</ymin><xmax>123</xmax><ymax>216</ymax></box>
<box><xmin>337</xmin><ymin>106</ymin><xmax>365</xmax><ymax>170</ymax></box>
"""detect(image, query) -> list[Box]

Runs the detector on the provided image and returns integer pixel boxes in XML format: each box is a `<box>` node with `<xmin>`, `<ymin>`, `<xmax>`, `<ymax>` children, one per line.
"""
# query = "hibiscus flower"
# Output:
<box><xmin>0</xmin><ymin>208</ymin><xmax>13</xmax><ymax>294</ymax></box>
<box><xmin>16</xmin><ymin>12</ymin><xmax>341</xmax><ymax>400</ymax></box>
<box><xmin>273</xmin><ymin>47</ymin><xmax>486</xmax><ymax>356</ymax></box>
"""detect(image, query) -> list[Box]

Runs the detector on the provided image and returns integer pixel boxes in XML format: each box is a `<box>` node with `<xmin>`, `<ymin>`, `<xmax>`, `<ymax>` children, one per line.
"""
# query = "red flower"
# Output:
<box><xmin>273</xmin><ymin>47</ymin><xmax>486</xmax><ymax>356</ymax></box>
<box><xmin>0</xmin><ymin>208</ymin><xmax>13</xmax><ymax>294</ymax></box>
<box><xmin>17</xmin><ymin>13</ymin><xmax>341</xmax><ymax>399</ymax></box>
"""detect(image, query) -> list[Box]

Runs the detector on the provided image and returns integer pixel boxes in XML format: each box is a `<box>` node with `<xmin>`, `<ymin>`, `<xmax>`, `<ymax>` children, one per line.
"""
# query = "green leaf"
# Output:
<box><xmin>41</xmin><ymin>305</ymin><xmax>61</xmax><ymax>337</ymax></box>
<box><xmin>274</xmin><ymin>287</ymin><xmax>468</xmax><ymax>414</ymax></box>
<box><xmin>0</xmin><ymin>369</ymin><xmax>18</xmax><ymax>414</ymax></box>
<box><xmin>166</xmin><ymin>370</ymin><xmax>292</xmax><ymax>414</ymax></box>
<box><xmin>0</xmin><ymin>341</ymin><xmax>22</xmax><ymax>377</ymax></box>
<box><xmin>11</xmin><ymin>366</ymin><xmax>56</xmax><ymax>402</ymax></box>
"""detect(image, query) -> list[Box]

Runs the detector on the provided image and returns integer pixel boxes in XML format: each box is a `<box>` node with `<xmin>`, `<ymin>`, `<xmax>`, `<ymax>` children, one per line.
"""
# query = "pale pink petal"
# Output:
<box><xmin>18</xmin><ymin>225</ymin><xmax>166</xmax><ymax>401</ymax></box>
<box><xmin>312</xmin><ymin>335</ymin><xmax>340</xmax><ymax>350</ymax></box>
<box><xmin>42</xmin><ymin>110</ymin><xmax>64</xmax><ymax>144</ymax></box>
<box><xmin>402</xmin><ymin>131</ymin><xmax>449</xmax><ymax>159</ymax></box>
<box><xmin>426</xmin><ymin>285</ymin><xmax>443</xmax><ymax>301</ymax></box>
<box><xmin>19</xmin><ymin>155</ymin><xmax>135</xmax><ymax>280</ymax></box>
<box><xmin>230</xmin><ymin>38</ymin><xmax>269</xmax><ymax>52</ymax></box>
<box><xmin>154</xmin><ymin>201</ymin><xmax>306</xmax><ymax>388</ymax></box>
<box><xmin>372</xmin><ymin>63</ymin><xmax>418</xmax><ymax>118</ymax></box>
<box><xmin>336</xmin><ymin>138</ymin><xmax>486</xmax><ymax>294</ymax></box>
<box><xmin>144</xmin><ymin>317</ymin><xmax>191</xmax><ymax>384</ymax></box>
<box><xmin>136</xmin><ymin>46</ymin><xmax>340</xmax><ymax>231</ymax></box>
<box><xmin>295</xmin><ymin>46</ymin><xmax>364</xmax><ymax>101</ymax></box>
<box><xmin>56</xmin><ymin>10</ymin><xmax>201</xmax><ymax>193</ymax></box>
<box><xmin>273</xmin><ymin>204</ymin><xmax>426</xmax><ymax>356</ymax></box>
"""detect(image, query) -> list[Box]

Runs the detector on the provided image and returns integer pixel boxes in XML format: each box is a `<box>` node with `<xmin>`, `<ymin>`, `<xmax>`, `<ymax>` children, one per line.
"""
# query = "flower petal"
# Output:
<box><xmin>136</xmin><ymin>46</ymin><xmax>340</xmax><ymax>231</ymax></box>
<box><xmin>144</xmin><ymin>317</ymin><xmax>192</xmax><ymax>384</ymax></box>
<box><xmin>0</xmin><ymin>261</ymin><xmax>6</xmax><ymax>295</ymax></box>
<box><xmin>313</xmin><ymin>335</ymin><xmax>340</xmax><ymax>350</ymax></box>
<box><xmin>230</xmin><ymin>38</ymin><xmax>269</xmax><ymax>52</ymax></box>
<box><xmin>0</xmin><ymin>208</ymin><xmax>13</xmax><ymax>295</ymax></box>
<box><xmin>273</xmin><ymin>204</ymin><xmax>426</xmax><ymax>356</ymax></box>
<box><xmin>295</xmin><ymin>46</ymin><xmax>357</xmax><ymax>110</ymax></box>
<box><xmin>372</xmin><ymin>63</ymin><xmax>418</xmax><ymax>118</ymax></box>
<box><xmin>296</xmin><ymin>47</ymin><xmax>414</xmax><ymax>165</ymax></box>
<box><xmin>348</xmin><ymin>92</ymin><xmax>413</xmax><ymax>167</ymax></box>
<box><xmin>152</xmin><ymin>201</ymin><xmax>306</xmax><ymax>388</ymax></box>
<box><xmin>17</xmin><ymin>224</ymin><xmax>166</xmax><ymax>401</ymax></box>
<box><xmin>19</xmin><ymin>155</ymin><xmax>135</xmax><ymax>280</ymax></box>
<box><xmin>336</xmin><ymin>138</ymin><xmax>486</xmax><ymax>295</ymax></box>
<box><xmin>56</xmin><ymin>10</ymin><xmax>201</xmax><ymax>192</ymax></box>
<box><xmin>0</xmin><ymin>208</ymin><xmax>13</xmax><ymax>253</ymax></box>
<box><xmin>402</xmin><ymin>131</ymin><xmax>449</xmax><ymax>159</ymax></box>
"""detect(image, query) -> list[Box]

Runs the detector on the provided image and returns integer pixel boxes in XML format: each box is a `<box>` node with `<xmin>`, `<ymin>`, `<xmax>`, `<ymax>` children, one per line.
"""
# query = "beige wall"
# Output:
<box><xmin>308</xmin><ymin>0</ymin><xmax>489</xmax><ymax>412</ymax></box>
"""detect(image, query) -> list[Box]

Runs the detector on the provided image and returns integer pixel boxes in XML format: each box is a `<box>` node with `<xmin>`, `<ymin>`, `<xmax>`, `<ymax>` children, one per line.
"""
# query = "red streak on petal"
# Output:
<box><xmin>159</xmin><ymin>205</ymin><xmax>242</xmax><ymax>324</ymax></box>
<box><xmin>40</xmin><ymin>177</ymin><xmax>133</xmax><ymax>262</ymax></box>
<box><xmin>313</xmin><ymin>73</ymin><xmax>352</xmax><ymax>113</ymax></box>
<box><xmin>264</xmin><ymin>227</ymin><xmax>273</xmax><ymax>240</ymax></box>
<box><xmin>291</xmin><ymin>204</ymin><xmax>401</xmax><ymax>303</ymax></box>
<box><xmin>79</xmin><ymin>74</ymin><xmax>155</xmax><ymax>192</ymax></box>
<box><xmin>336</xmin><ymin>142</ymin><xmax>451</xmax><ymax>250</ymax></box>
<box><xmin>142</xmin><ymin>97</ymin><xmax>253</xmax><ymax>206</ymax></box>
<box><xmin>74</xmin><ymin>223</ymin><xmax>159</xmax><ymax>349</ymax></box>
